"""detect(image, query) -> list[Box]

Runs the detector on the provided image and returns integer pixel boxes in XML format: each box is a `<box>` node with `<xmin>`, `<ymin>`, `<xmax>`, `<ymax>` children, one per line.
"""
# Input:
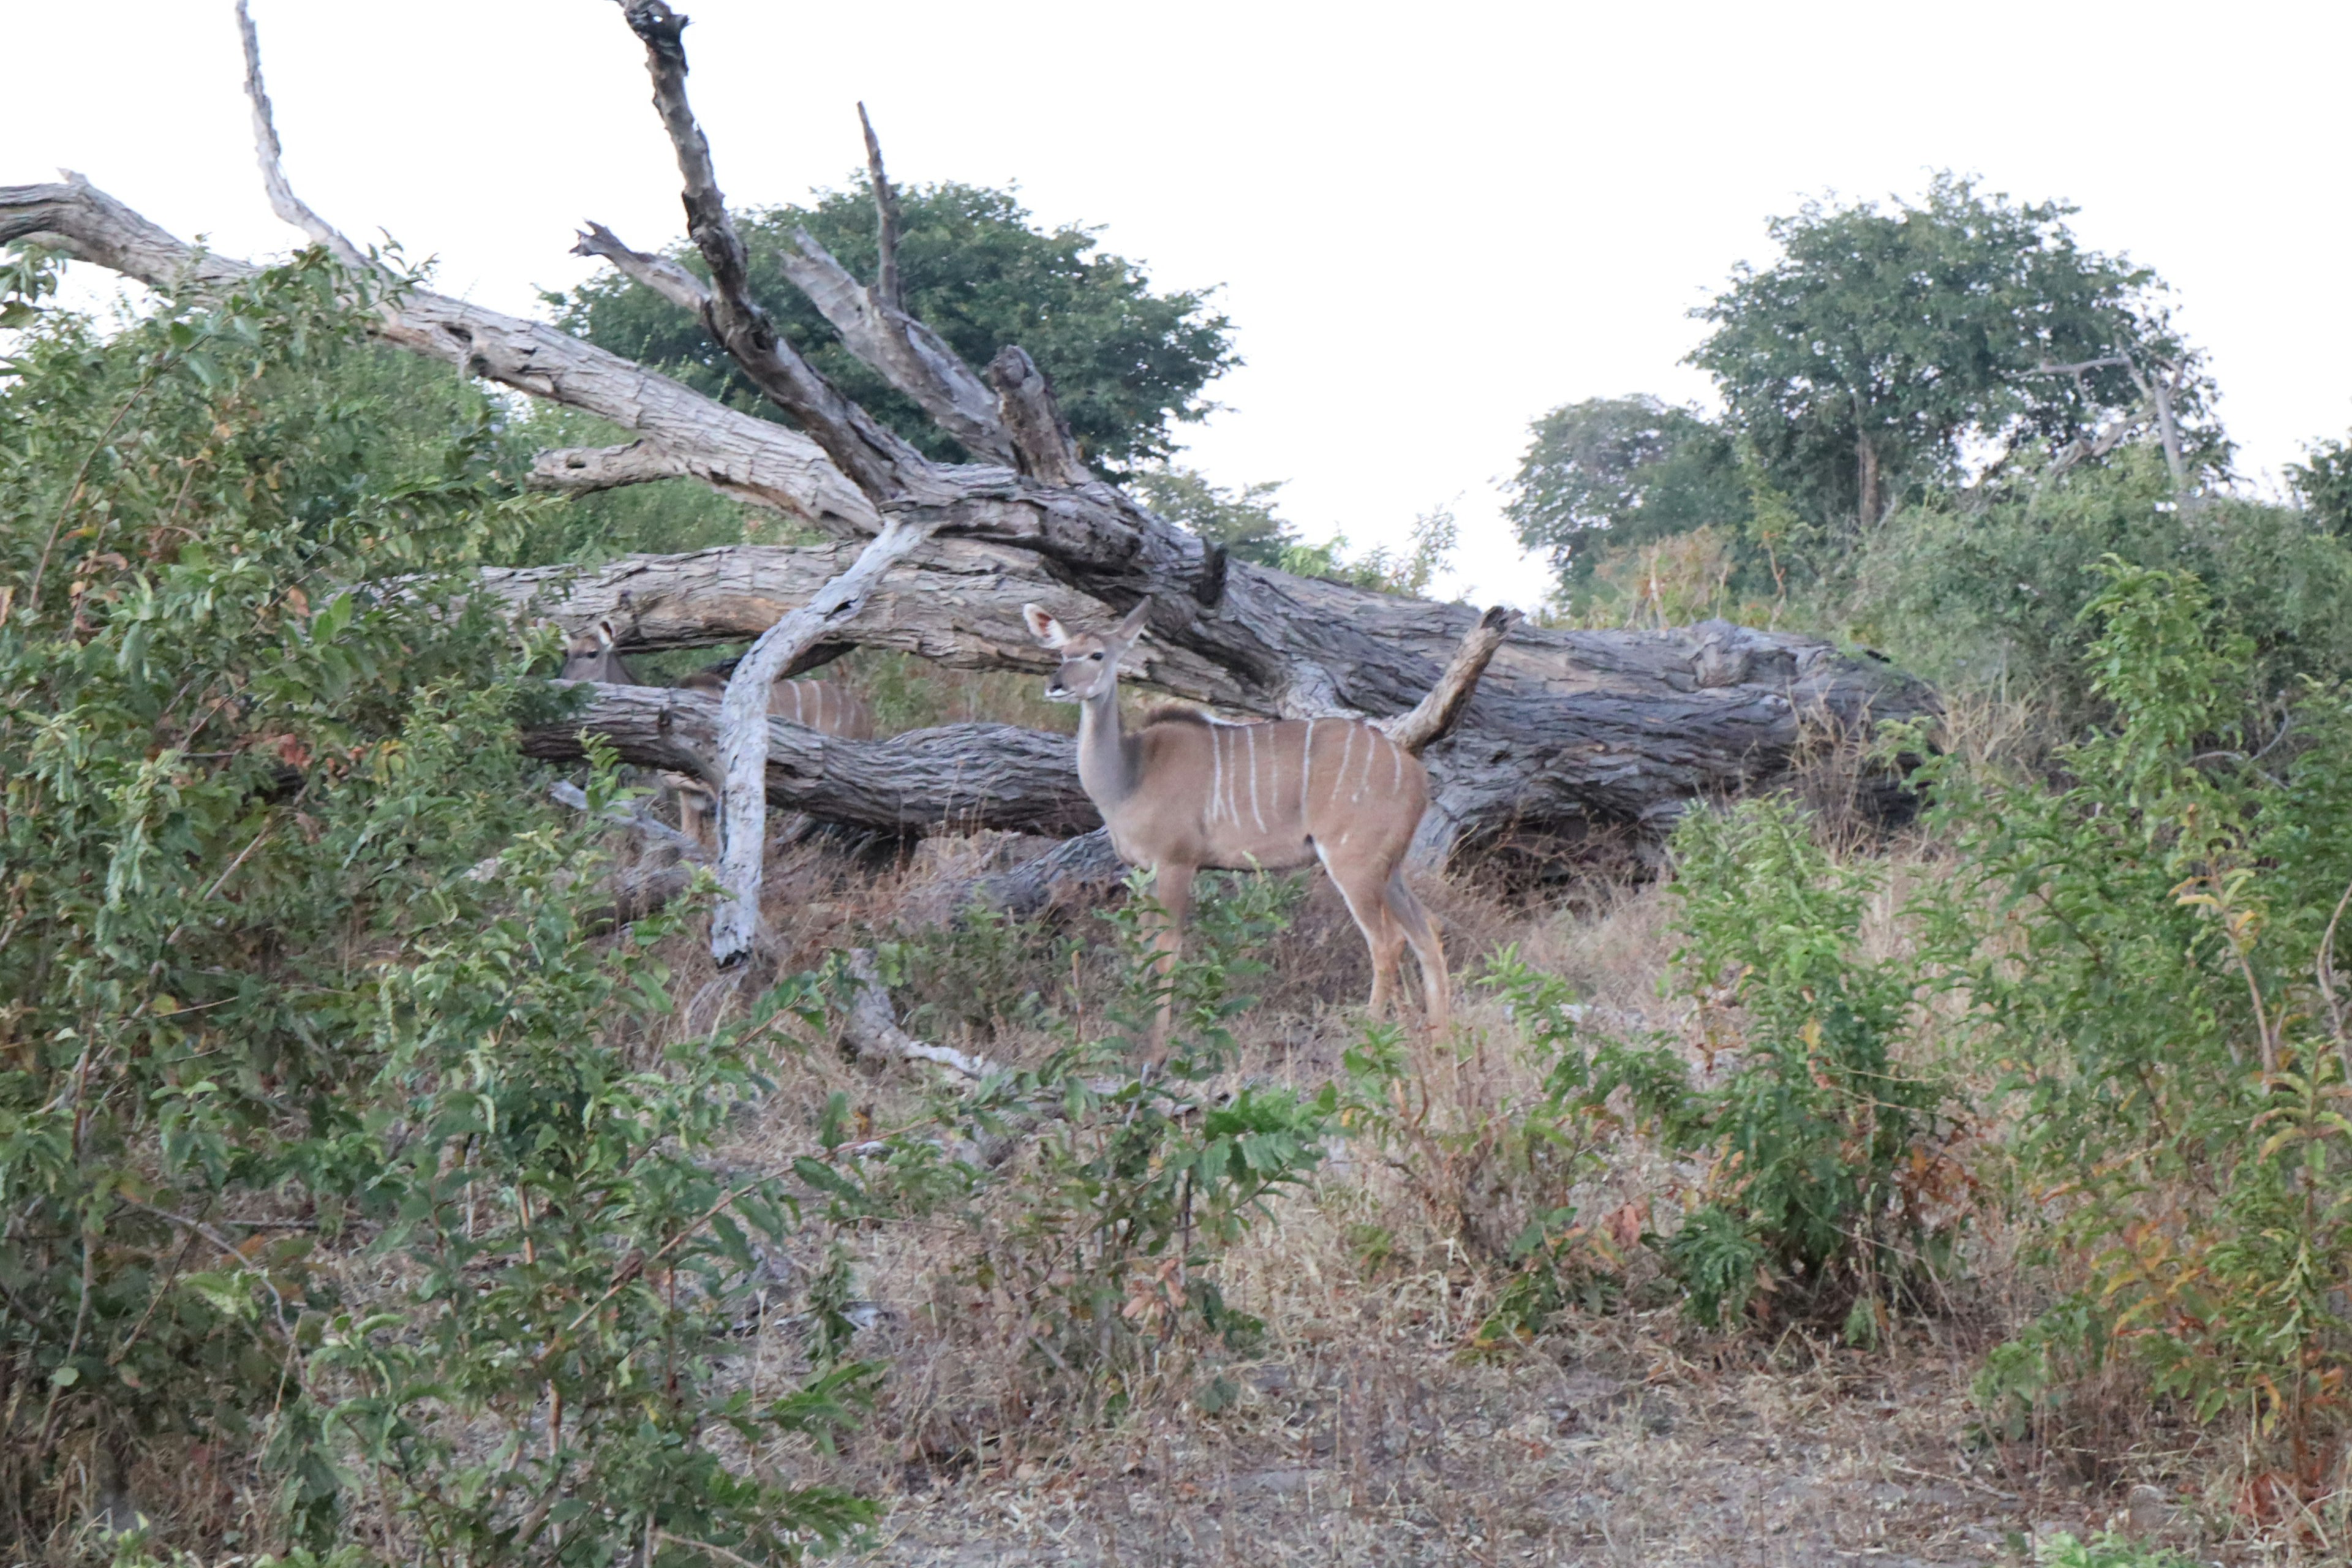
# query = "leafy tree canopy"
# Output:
<box><xmin>2291</xmin><ymin>434</ymin><xmax>2352</xmax><ymax>538</ymax></box>
<box><xmin>1688</xmin><ymin>173</ymin><xmax>2192</xmax><ymax>538</ymax></box>
<box><xmin>555</xmin><ymin>180</ymin><xmax>1238</xmax><ymax>473</ymax></box>
<box><xmin>1504</xmin><ymin>395</ymin><xmax>1753</xmax><ymax>589</ymax></box>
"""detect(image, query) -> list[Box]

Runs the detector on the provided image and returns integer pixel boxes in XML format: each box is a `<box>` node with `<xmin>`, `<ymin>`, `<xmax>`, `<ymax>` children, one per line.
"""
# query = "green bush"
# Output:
<box><xmin>925</xmin><ymin>872</ymin><xmax>1330</xmax><ymax>1415</ymax></box>
<box><xmin>1923</xmin><ymin>559</ymin><xmax>2352</xmax><ymax>1464</ymax></box>
<box><xmin>0</xmin><ymin>252</ymin><xmax>871</xmax><ymax>1562</ymax></box>
<box><xmin>1851</xmin><ymin>447</ymin><xmax>2352</xmax><ymax>722</ymax></box>
<box><xmin>1595</xmin><ymin>797</ymin><xmax>1953</xmax><ymax>1330</ymax></box>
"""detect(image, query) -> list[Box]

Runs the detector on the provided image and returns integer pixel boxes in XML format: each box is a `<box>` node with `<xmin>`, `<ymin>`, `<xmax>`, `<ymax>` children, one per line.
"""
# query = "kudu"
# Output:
<box><xmin>559</xmin><ymin>622</ymin><xmax>877</xmax><ymax>847</ymax></box>
<box><xmin>1023</xmin><ymin>600</ymin><xmax>1450</xmax><ymax>1054</ymax></box>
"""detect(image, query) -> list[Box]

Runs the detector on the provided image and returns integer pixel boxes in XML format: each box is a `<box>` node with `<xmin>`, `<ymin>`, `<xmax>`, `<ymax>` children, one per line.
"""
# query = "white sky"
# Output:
<box><xmin>10</xmin><ymin>1</ymin><xmax>2349</xmax><ymax>609</ymax></box>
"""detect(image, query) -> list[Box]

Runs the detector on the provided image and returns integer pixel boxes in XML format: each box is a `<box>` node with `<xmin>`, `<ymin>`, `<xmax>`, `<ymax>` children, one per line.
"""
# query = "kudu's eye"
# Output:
<box><xmin>1088</xmin><ymin>652</ymin><xmax>1104</xmax><ymax>661</ymax></box>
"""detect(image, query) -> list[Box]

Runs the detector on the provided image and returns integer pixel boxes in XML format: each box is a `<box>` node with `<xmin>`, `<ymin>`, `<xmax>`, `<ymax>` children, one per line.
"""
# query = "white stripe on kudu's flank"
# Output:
<box><xmin>1337</xmin><ymin>725</ymin><xmax>1355</xmax><ymax>806</ymax></box>
<box><xmin>1246</xmin><ymin>725</ymin><xmax>1265</xmax><ymax>831</ymax></box>
<box><xmin>1213</xmin><ymin>719</ymin><xmax>1232</xmax><ymax>823</ymax></box>
<box><xmin>1389</xmin><ymin>736</ymin><xmax>1401</xmax><ymax>793</ymax></box>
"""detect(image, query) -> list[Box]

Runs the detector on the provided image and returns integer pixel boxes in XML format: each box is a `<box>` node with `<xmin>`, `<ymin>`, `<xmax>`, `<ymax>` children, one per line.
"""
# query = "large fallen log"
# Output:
<box><xmin>491</xmin><ymin>551</ymin><xmax>1933</xmax><ymax>856</ymax></box>
<box><xmin>521</xmin><ymin>682</ymin><xmax>1098</xmax><ymax>837</ymax></box>
<box><xmin>2</xmin><ymin>1</ymin><xmax>1939</xmax><ymax>878</ymax></box>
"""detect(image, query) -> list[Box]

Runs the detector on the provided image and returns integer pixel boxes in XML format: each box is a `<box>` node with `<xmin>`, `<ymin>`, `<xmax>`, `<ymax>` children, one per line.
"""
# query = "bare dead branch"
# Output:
<box><xmin>1</xmin><ymin>178</ymin><xmax>884</xmax><ymax>534</ymax></box>
<box><xmin>235</xmin><ymin>0</ymin><xmax>370</xmax><ymax>272</ymax></box>
<box><xmin>1378</xmin><ymin>605</ymin><xmax>1520</xmax><ymax>756</ymax></box>
<box><xmin>774</xmin><ymin>227</ymin><xmax>1020</xmax><ymax>467</ymax></box>
<box><xmin>614</xmin><ymin>0</ymin><xmax>928</xmax><ymax>502</ymax></box>
<box><xmin>839</xmin><ymin>949</ymin><xmax>1006</xmax><ymax>1082</ymax></box>
<box><xmin>856</xmin><ymin>102</ymin><xmax>903</xmax><ymax>312</ymax></box>
<box><xmin>571</xmin><ymin>220</ymin><xmax>710</xmax><ymax>314</ymax></box>
<box><xmin>987</xmin><ymin>346</ymin><xmax>1091</xmax><ymax>486</ymax></box>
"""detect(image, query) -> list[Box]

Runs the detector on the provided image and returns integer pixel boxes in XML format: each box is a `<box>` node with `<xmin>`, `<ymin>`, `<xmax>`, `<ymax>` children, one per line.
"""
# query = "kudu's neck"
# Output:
<box><xmin>1075</xmin><ymin>669</ymin><xmax>1141</xmax><ymax>808</ymax></box>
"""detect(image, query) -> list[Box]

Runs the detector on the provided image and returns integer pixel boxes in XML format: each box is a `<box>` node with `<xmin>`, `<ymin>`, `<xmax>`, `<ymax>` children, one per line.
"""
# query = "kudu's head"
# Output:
<box><xmin>559</xmin><ymin>619</ymin><xmax>636</xmax><ymax>684</ymax></box>
<box><xmin>1023</xmin><ymin>600</ymin><xmax>1150</xmax><ymax>703</ymax></box>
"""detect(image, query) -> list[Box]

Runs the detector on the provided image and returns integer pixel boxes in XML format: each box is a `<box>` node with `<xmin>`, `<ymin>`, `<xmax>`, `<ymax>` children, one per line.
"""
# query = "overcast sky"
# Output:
<box><xmin>10</xmin><ymin>1</ymin><xmax>2348</xmax><ymax>607</ymax></box>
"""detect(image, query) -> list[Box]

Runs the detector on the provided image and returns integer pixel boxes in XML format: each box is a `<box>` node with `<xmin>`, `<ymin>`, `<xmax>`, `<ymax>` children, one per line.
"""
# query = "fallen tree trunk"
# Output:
<box><xmin>521</xmin><ymin>682</ymin><xmax>1098</xmax><ymax>837</ymax></box>
<box><xmin>3</xmin><ymin>3</ymin><xmax>1940</xmax><ymax>878</ymax></box>
<box><xmin>492</xmin><ymin>552</ymin><xmax>1934</xmax><ymax>856</ymax></box>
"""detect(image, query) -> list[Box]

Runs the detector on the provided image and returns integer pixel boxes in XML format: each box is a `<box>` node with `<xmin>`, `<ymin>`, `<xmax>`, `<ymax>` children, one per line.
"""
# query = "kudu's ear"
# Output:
<box><xmin>1021</xmin><ymin>603</ymin><xmax>1068</xmax><ymax>649</ymax></box>
<box><xmin>595</xmin><ymin>618</ymin><xmax>619</xmax><ymax>649</ymax></box>
<box><xmin>1114</xmin><ymin>599</ymin><xmax>1152</xmax><ymax>642</ymax></box>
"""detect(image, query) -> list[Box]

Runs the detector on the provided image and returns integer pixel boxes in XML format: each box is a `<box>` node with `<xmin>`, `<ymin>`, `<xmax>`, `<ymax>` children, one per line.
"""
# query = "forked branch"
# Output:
<box><xmin>616</xmin><ymin>0</ymin><xmax>928</xmax><ymax>500</ymax></box>
<box><xmin>571</xmin><ymin>220</ymin><xmax>709</xmax><ymax>314</ymax></box>
<box><xmin>1378</xmin><ymin>605</ymin><xmax>1521</xmax><ymax>755</ymax></box>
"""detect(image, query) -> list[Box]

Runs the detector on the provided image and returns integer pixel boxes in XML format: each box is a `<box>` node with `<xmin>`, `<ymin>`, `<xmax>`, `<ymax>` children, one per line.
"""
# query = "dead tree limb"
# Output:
<box><xmin>709</xmin><ymin>519</ymin><xmax>939</xmax><ymax>961</ymax></box>
<box><xmin>235</xmin><ymin>0</ymin><xmax>369</xmax><ymax>274</ymax></box>
<box><xmin>858</xmin><ymin>104</ymin><xmax>903</xmax><ymax>312</ymax></box>
<box><xmin>521</xmin><ymin>684</ymin><xmax>1099</xmax><ymax>837</ymax></box>
<box><xmin>1378</xmin><ymin>605</ymin><xmax>1521</xmax><ymax>755</ymax></box>
<box><xmin>619</xmin><ymin>0</ymin><xmax>932</xmax><ymax>503</ymax></box>
<box><xmin>4</xmin><ymin>3</ymin><xmax>1940</xmax><ymax>889</ymax></box>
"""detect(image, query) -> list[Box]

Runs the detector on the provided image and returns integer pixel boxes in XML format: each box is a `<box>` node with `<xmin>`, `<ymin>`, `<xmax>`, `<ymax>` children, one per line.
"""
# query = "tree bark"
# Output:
<box><xmin>4</xmin><ymin>4</ymin><xmax>1942</xmax><ymax>886</ymax></box>
<box><xmin>522</xmin><ymin>682</ymin><xmax>1098</xmax><ymax>836</ymax></box>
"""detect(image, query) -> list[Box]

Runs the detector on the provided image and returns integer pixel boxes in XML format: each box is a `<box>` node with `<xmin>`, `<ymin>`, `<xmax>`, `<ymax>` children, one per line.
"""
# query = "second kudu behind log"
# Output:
<box><xmin>560</xmin><ymin>620</ymin><xmax>877</xmax><ymax>846</ymax></box>
<box><xmin>1025</xmin><ymin>600</ymin><xmax>1468</xmax><ymax>1056</ymax></box>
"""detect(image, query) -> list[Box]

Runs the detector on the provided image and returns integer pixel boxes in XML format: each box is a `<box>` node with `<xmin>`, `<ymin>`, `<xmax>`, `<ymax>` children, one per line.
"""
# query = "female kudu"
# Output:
<box><xmin>561</xmin><ymin>621</ymin><xmax>876</xmax><ymax>846</ymax></box>
<box><xmin>1023</xmin><ymin>600</ymin><xmax>1449</xmax><ymax>1052</ymax></box>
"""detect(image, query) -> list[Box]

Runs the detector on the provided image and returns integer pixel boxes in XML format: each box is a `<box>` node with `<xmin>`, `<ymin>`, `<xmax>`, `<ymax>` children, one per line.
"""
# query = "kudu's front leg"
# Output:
<box><xmin>1141</xmin><ymin>861</ymin><xmax>1196</xmax><ymax>1065</ymax></box>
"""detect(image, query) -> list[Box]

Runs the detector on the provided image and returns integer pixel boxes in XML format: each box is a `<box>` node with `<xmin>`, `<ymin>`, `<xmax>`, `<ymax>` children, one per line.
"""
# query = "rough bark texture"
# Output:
<box><xmin>488</xmin><ymin>549</ymin><xmax>1934</xmax><ymax>858</ymax></box>
<box><xmin>2</xmin><ymin>2</ymin><xmax>1941</xmax><ymax>886</ymax></box>
<box><xmin>704</xmin><ymin>517</ymin><xmax>938</xmax><ymax>960</ymax></box>
<box><xmin>522</xmin><ymin>682</ymin><xmax>1098</xmax><ymax>837</ymax></box>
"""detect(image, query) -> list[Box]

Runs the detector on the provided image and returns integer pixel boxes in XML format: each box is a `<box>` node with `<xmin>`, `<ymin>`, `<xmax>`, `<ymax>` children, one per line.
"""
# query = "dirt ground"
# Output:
<box><xmin>843</xmin><ymin>1326</ymin><xmax>2148</xmax><ymax>1566</ymax></box>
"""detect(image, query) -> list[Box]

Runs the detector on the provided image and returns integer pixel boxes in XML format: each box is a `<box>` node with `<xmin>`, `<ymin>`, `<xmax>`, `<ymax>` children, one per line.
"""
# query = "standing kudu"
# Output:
<box><xmin>560</xmin><ymin>622</ymin><xmax>876</xmax><ymax>847</ymax></box>
<box><xmin>1023</xmin><ymin>600</ymin><xmax>1449</xmax><ymax>1055</ymax></box>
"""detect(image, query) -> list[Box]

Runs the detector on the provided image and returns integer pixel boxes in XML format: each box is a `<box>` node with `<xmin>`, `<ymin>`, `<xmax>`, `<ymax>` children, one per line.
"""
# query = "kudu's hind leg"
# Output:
<box><xmin>1321</xmin><ymin>851</ymin><xmax>1406</xmax><ymax>1019</ymax></box>
<box><xmin>1383</xmin><ymin>870</ymin><xmax>1450</xmax><ymax>1035</ymax></box>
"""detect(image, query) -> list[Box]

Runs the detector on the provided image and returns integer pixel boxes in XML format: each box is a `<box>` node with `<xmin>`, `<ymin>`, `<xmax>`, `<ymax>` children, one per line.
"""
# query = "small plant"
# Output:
<box><xmin>1338</xmin><ymin>949</ymin><xmax>1620</xmax><ymax>1344</ymax></box>
<box><xmin>2031</xmin><ymin>1531</ymin><xmax>2199</xmax><ymax>1568</ymax></box>
<box><xmin>921</xmin><ymin>871</ymin><xmax>1329</xmax><ymax>1414</ymax></box>
<box><xmin>1591</xmin><ymin>796</ymin><xmax>1954</xmax><ymax>1330</ymax></box>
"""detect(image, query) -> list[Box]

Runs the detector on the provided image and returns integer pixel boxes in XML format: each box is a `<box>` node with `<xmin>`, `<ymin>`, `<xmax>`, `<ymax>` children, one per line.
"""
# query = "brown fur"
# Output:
<box><xmin>1024</xmin><ymin>601</ymin><xmax>1449</xmax><ymax>1051</ymax></box>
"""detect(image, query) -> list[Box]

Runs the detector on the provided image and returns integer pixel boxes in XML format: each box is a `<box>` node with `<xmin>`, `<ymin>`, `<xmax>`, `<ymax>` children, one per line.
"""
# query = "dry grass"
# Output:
<box><xmin>587</xmin><ymin>826</ymin><xmax>2278</xmax><ymax>1568</ymax></box>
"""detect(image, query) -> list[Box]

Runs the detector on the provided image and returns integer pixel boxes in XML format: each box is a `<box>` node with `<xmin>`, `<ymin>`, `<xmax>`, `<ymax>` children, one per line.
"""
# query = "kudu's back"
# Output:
<box><xmin>1123</xmin><ymin>710</ymin><xmax>1427</xmax><ymax>876</ymax></box>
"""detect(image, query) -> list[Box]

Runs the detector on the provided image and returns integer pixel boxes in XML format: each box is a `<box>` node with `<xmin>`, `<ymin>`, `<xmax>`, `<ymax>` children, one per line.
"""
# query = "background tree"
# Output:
<box><xmin>556</xmin><ymin>180</ymin><xmax>1237</xmax><ymax>473</ymax></box>
<box><xmin>1126</xmin><ymin>465</ymin><xmax>1299</xmax><ymax>566</ymax></box>
<box><xmin>1503</xmin><ymin>395</ymin><xmax>1753</xmax><ymax>594</ymax></box>
<box><xmin>1689</xmin><ymin>173</ymin><xmax>2199</xmax><ymax>547</ymax></box>
<box><xmin>2291</xmin><ymin>433</ymin><xmax>2352</xmax><ymax>538</ymax></box>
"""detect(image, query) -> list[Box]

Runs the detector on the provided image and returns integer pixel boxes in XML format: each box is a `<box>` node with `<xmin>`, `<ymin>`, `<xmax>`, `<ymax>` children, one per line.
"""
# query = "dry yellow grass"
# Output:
<box><xmin>588</xmin><ymin>824</ymin><xmax>2260</xmax><ymax>1567</ymax></box>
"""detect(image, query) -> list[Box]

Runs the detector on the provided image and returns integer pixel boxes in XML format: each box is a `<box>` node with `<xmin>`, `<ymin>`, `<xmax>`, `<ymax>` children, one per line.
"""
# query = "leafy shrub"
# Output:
<box><xmin>0</xmin><ymin>252</ymin><xmax>870</xmax><ymax>1562</ymax></box>
<box><xmin>1336</xmin><ymin>949</ymin><xmax>1619</xmax><ymax>1341</ymax></box>
<box><xmin>1852</xmin><ymin>447</ymin><xmax>2352</xmax><ymax>724</ymax></box>
<box><xmin>1923</xmin><ymin>559</ymin><xmax>2352</xmax><ymax>1485</ymax></box>
<box><xmin>939</xmin><ymin>873</ymin><xmax>1327</xmax><ymax>1410</ymax></box>
<box><xmin>2032</xmin><ymin>1532</ymin><xmax>2198</xmax><ymax>1568</ymax></box>
<box><xmin>1594</xmin><ymin>797</ymin><xmax>1954</xmax><ymax>1330</ymax></box>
